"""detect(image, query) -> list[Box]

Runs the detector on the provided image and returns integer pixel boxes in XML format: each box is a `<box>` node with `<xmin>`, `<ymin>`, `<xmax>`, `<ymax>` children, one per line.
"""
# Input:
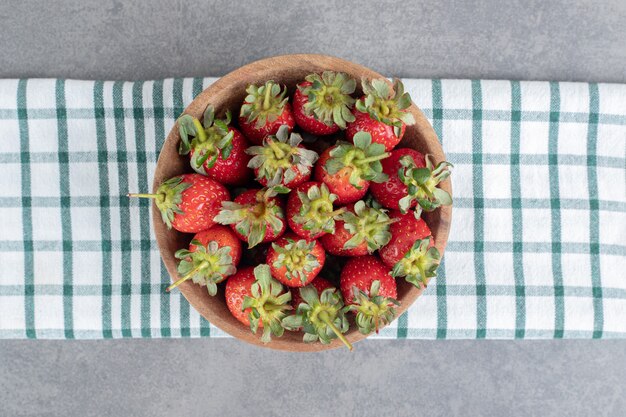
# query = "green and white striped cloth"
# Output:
<box><xmin>0</xmin><ymin>78</ymin><xmax>624</xmax><ymax>339</ymax></box>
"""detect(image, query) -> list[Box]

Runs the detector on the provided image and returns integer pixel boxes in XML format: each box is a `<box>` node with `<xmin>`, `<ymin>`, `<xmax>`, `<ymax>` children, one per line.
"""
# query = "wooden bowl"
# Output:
<box><xmin>153</xmin><ymin>54</ymin><xmax>452</xmax><ymax>351</ymax></box>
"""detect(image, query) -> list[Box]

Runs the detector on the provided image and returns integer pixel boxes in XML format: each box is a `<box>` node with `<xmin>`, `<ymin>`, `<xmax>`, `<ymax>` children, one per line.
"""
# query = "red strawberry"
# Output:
<box><xmin>315</xmin><ymin>147</ymin><xmax>367</xmax><ymax>205</ymax></box>
<box><xmin>379</xmin><ymin>211</ymin><xmax>441</xmax><ymax>289</ymax></box>
<box><xmin>286</xmin><ymin>181</ymin><xmax>346</xmax><ymax>239</ymax></box>
<box><xmin>319</xmin><ymin>200</ymin><xmax>395</xmax><ymax>256</ymax></box>
<box><xmin>267</xmin><ymin>233</ymin><xmax>326</xmax><ymax>287</ymax></box>
<box><xmin>225</xmin><ymin>264</ymin><xmax>292</xmax><ymax>343</ymax></box>
<box><xmin>246</xmin><ymin>125</ymin><xmax>318</xmax><ymax>188</ymax></box>
<box><xmin>128</xmin><ymin>173</ymin><xmax>229</xmax><ymax>233</ymax></box>
<box><xmin>314</xmin><ymin>131</ymin><xmax>389</xmax><ymax>205</ymax></box>
<box><xmin>177</xmin><ymin>107</ymin><xmax>251</xmax><ymax>186</ymax></box>
<box><xmin>340</xmin><ymin>256</ymin><xmax>398</xmax><ymax>303</ymax></box>
<box><xmin>369</xmin><ymin>148</ymin><xmax>452</xmax><ymax>212</ymax></box>
<box><xmin>214</xmin><ymin>187</ymin><xmax>287</xmax><ymax>248</ymax></box>
<box><xmin>238</xmin><ymin>81</ymin><xmax>295</xmax><ymax>145</ymax></box>
<box><xmin>290</xmin><ymin>276</ymin><xmax>334</xmax><ymax>309</ymax></box>
<box><xmin>379</xmin><ymin>210</ymin><xmax>434</xmax><ymax>268</ymax></box>
<box><xmin>166</xmin><ymin>225</ymin><xmax>242</xmax><ymax>294</ymax></box>
<box><xmin>346</xmin><ymin>79</ymin><xmax>415</xmax><ymax>151</ymax></box>
<box><xmin>282</xmin><ymin>281</ymin><xmax>352</xmax><ymax>350</ymax></box>
<box><xmin>292</xmin><ymin>72</ymin><xmax>357</xmax><ymax>135</ymax></box>
<box><xmin>340</xmin><ymin>255</ymin><xmax>399</xmax><ymax>334</ymax></box>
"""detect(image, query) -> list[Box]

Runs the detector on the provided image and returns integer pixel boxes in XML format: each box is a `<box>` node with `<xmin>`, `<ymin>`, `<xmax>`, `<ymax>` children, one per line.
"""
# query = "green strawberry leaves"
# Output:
<box><xmin>339</xmin><ymin>200</ymin><xmax>395</xmax><ymax>252</ymax></box>
<box><xmin>241</xmin><ymin>264</ymin><xmax>292</xmax><ymax>343</ymax></box>
<box><xmin>246</xmin><ymin>125</ymin><xmax>319</xmax><ymax>186</ymax></box>
<box><xmin>391</xmin><ymin>237</ymin><xmax>441</xmax><ymax>288</ymax></box>
<box><xmin>177</xmin><ymin>106</ymin><xmax>234</xmax><ymax>174</ymax></box>
<box><xmin>325</xmin><ymin>132</ymin><xmax>390</xmax><ymax>188</ymax></box>
<box><xmin>293</xmin><ymin>183</ymin><xmax>345</xmax><ymax>236</ymax></box>
<box><xmin>171</xmin><ymin>240</ymin><xmax>236</xmax><ymax>295</ymax></box>
<box><xmin>240</xmin><ymin>81</ymin><xmax>289</xmax><ymax>128</ymax></box>
<box><xmin>298</xmin><ymin>71</ymin><xmax>357</xmax><ymax>129</ymax></box>
<box><xmin>282</xmin><ymin>284</ymin><xmax>352</xmax><ymax>350</ymax></box>
<box><xmin>356</xmin><ymin>78</ymin><xmax>416</xmax><ymax>137</ymax></box>
<box><xmin>214</xmin><ymin>187</ymin><xmax>288</xmax><ymax>248</ymax></box>
<box><xmin>348</xmin><ymin>280</ymin><xmax>400</xmax><ymax>335</ymax></box>
<box><xmin>153</xmin><ymin>176</ymin><xmax>193</xmax><ymax>230</ymax></box>
<box><xmin>271</xmin><ymin>238</ymin><xmax>321</xmax><ymax>285</ymax></box>
<box><xmin>397</xmin><ymin>154</ymin><xmax>453</xmax><ymax>213</ymax></box>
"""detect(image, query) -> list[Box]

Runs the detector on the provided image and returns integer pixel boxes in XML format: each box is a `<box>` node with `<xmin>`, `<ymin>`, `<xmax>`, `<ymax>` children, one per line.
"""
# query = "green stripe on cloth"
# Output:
<box><xmin>0</xmin><ymin>77</ymin><xmax>624</xmax><ymax>340</ymax></box>
<box><xmin>94</xmin><ymin>81</ymin><xmax>113</xmax><ymax>338</ymax></box>
<box><xmin>17</xmin><ymin>80</ymin><xmax>35</xmax><ymax>339</ymax></box>
<box><xmin>471</xmin><ymin>80</ymin><xmax>487</xmax><ymax>339</ymax></box>
<box><xmin>112</xmin><ymin>81</ymin><xmax>133</xmax><ymax>337</ymax></box>
<box><xmin>431</xmin><ymin>79</ymin><xmax>448</xmax><ymax>339</ymax></box>
<box><xmin>510</xmin><ymin>81</ymin><xmax>526</xmax><ymax>338</ymax></box>
<box><xmin>132</xmin><ymin>82</ymin><xmax>152</xmax><ymax>337</ymax></box>
<box><xmin>587</xmin><ymin>83</ymin><xmax>603</xmax><ymax>338</ymax></box>
<box><xmin>56</xmin><ymin>79</ymin><xmax>74</xmax><ymax>339</ymax></box>
<box><xmin>548</xmin><ymin>82</ymin><xmax>564</xmax><ymax>338</ymax></box>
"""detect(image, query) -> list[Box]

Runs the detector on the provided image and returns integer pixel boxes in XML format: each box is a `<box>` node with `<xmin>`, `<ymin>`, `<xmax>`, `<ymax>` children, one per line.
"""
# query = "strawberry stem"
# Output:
<box><xmin>127</xmin><ymin>193</ymin><xmax>158</xmax><ymax>199</ymax></box>
<box><xmin>166</xmin><ymin>261</ymin><xmax>210</xmax><ymax>292</ymax></box>
<box><xmin>329</xmin><ymin>207</ymin><xmax>347</xmax><ymax>217</ymax></box>
<box><xmin>359</xmin><ymin>152</ymin><xmax>391</xmax><ymax>164</ymax></box>
<box><xmin>380</xmin><ymin>102</ymin><xmax>390</xmax><ymax>116</ymax></box>
<box><xmin>417</xmin><ymin>264</ymin><xmax>427</xmax><ymax>288</ymax></box>
<box><xmin>263</xmin><ymin>82</ymin><xmax>273</xmax><ymax>110</ymax></box>
<box><xmin>378</xmin><ymin>218</ymin><xmax>400</xmax><ymax>227</ymax></box>
<box><xmin>318</xmin><ymin>311</ymin><xmax>352</xmax><ymax>351</ymax></box>
<box><xmin>266</xmin><ymin>138</ymin><xmax>286</xmax><ymax>159</ymax></box>
<box><xmin>192</xmin><ymin>119</ymin><xmax>207</xmax><ymax>141</ymax></box>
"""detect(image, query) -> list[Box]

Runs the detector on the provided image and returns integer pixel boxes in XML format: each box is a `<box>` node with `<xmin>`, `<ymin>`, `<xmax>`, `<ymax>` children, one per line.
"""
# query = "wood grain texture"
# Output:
<box><xmin>152</xmin><ymin>54</ymin><xmax>452</xmax><ymax>351</ymax></box>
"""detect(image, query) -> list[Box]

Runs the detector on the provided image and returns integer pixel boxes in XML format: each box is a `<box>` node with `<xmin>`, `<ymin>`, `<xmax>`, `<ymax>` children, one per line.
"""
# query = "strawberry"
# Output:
<box><xmin>292</xmin><ymin>72</ymin><xmax>357</xmax><ymax>135</ymax></box>
<box><xmin>379</xmin><ymin>210</ymin><xmax>434</xmax><ymax>268</ymax></box>
<box><xmin>177</xmin><ymin>107</ymin><xmax>251</xmax><ymax>186</ymax></box>
<box><xmin>246</xmin><ymin>125</ymin><xmax>318</xmax><ymax>188</ymax></box>
<box><xmin>286</xmin><ymin>181</ymin><xmax>346</xmax><ymax>239</ymax></box>
<box><xmin>238</xmin><ymin>81</ymin><xmax>295</xmax><ymax>145</ymax></box>
<box><xmin>369</xmin><ymin>148</ymin><xmax>452</xmax><ymax>212</ymax></box>
<box><xmin>314</xmin><ymin>147</ymin><xmax>367</xmax><ymax>205</ymax></box>
<box><xmin>320</xmin><ymin>200</ymin><xmax>395</xmax><ymax>256</ymax></box>
<box><xmin>340</xmin><ymin>255</ymin><xmax>399</xmax><ymax>334</ymax></box>
<box><xmin>266</xmin><ymin>233</ymin><xmax>326</xmax><ymax>287</ymax></box>
<box><xmin>392</xmin><ymin>236</ymin><xmax>440</xmax><ymax>289</ymax></box>
<box><xmin>166</xmin><ymin>225</ymin><xmax>242</xmax><ymax>295</ymax></box>
<box><xmin>214</xmin><ymin>187</ymin><xmax>288</xmax><ymax>248</ymax></box>
<box><xmin>379</xmin><ymin>211</ymin><xmax>440</xmax><ymax>288</ymax></box>
<box><xmin>314</xmin><ymin>131</ymin><xmax>390</xmax><ymax>205</ymax></box>
<box><xmin>290</xmin><ymin>276</ymin><xmax>334</xmax><ymax>309</ymax></box>
<box><xmin>282</xmin><ymin>283</ymin><xmax>352</xmax><ymax>350</ymax></box>
<box><xmin>346</xmin><ymin>79</ymin><xmax>415</xmax><ymax>151</ymax></box>
<box><xmin>225</xmin><ymin>264</ymin><xmax>292</xmax><ymax>343</ymax></box>
<box><xmin>128</xmin><ymin>173</ymin><xmax>229</xmax><ymax>233</ymax></box>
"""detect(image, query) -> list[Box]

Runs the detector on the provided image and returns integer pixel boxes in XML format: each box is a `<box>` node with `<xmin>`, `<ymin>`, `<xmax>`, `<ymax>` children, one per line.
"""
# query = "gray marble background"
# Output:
<box><xmin>1</xmin><ymin>1</ymin><xmax>625</xmax><ymax>416</ymax></box>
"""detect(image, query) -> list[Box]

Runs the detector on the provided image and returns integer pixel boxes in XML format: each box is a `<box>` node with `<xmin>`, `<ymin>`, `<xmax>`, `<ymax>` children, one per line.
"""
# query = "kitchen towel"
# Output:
<box><xmin>0</xmin><ymin>78</ymin><xmax>624</xmax><ymax>339</ymax></box>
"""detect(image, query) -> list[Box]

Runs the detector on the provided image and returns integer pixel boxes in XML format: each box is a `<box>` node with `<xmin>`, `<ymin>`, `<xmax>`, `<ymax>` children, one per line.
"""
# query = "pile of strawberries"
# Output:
<box><xmin>131</xmin><ymin>72</ymin><xmax>452</xmax><ymax>350</ymax></box>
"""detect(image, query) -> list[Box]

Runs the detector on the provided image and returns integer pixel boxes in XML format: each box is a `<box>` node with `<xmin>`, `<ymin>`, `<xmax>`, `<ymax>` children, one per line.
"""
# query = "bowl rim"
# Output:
<box><xmin>152</xmin><ymin>54</ymin><xmax>452</xmax><ymax>351</ymax></box>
